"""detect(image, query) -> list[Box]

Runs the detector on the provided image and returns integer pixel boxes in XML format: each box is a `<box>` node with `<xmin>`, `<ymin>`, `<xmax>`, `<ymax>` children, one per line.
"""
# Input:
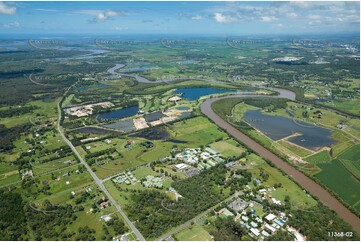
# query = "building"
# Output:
<box><xmin>265</xmin><ymin>213</ymin><xmax>276</xmax><ymax>222</ymax></box>
<box><xmin>228</xmin><ymin>198</ymin><xmax>248</xmax><ymax>212</ymax></box>
<box><xmin>100</xmin><ymin>201</ymin><xmax>109</xmax><ymax>209</ymax></box>
<box><xmin>264</xmin><ymin>223</ymin><xmax>276</xmax><ymax>234</ymax></box>
<box><xmin>175</xmin><ymin>163</ymin><xmax>189</xmax><ymax>170</ymax></box>
<box><xmin>250</xmin><ymin>221</ymin><xmax>258</xmax><ymax>228</ymax></box>
<box><xmin>226</xmin><ymin>161</ymin><xmax>236</xmax><ymax>168</ymax></box>
<box><xmin>274</xmin><ymin>219</ymin><xmax>286</xmax><ymax>227</ymax></box>
<box><xmin>205</xmin><ymin>147</ymin><xmax>219</xmax><ymax>155</ymax></box>
<box><xmin>250</xmin><ymin>228</ymin><xmax>260</xmax><ymax>237</ymax></box>
<box><xmin>261</xmin><ymin>230</ymin><xmax>270</xmax><ymax>237</ymax></box>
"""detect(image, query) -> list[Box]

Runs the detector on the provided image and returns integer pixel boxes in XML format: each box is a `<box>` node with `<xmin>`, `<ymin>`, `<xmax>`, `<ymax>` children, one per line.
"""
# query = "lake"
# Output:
<box><xmin>98</xmin><ymin>105</ymin><xmax>139</xmax><ymax>121</ymax></box>
<box><xmin>174</xmin><ymin>87</ymin><xmax>234</xmax><ymax>101</ymax></box>
<box><xmin>243</xmin><ymin>109</ymin><xmax>335</xmax><ymax>150</ymax></box>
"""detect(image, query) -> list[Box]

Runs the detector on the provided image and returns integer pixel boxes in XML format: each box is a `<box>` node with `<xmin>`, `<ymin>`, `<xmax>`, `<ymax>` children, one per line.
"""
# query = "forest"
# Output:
<box><xmin>125</xmin><ymin>165</ymin><xmax>229</xmax><ymax>239</ymax></box>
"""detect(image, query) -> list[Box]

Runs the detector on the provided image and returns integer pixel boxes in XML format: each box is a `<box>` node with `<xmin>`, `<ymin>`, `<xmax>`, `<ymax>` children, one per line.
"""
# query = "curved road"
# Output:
<box><xmin>200</xmin><ymin>90</ymin><xmax>360</xmax><ymax>233</ymax></box>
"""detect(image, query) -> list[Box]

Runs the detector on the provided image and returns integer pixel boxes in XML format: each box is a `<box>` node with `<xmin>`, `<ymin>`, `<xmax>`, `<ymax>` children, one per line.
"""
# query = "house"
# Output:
<box><xmin>250</xmin><ymin>221</ymin><xmax>258</xmax><ymax>228</ymax></box>
<box><xmin>226</xmin><ymin>161</ymin><xmax>236</xmax><ymax>168</ymax></box>
<box><xmin>250</xmin><ymin>228</ymin><xmax>260</xmax><ymax>237</ymax></box>
<box><xmin>241</xmin><ymin>216</ymin><xmax>249</xmax><ymax>222</ymax></box>
<box><xmin>274</xmin><ymin>219</ymin><xmax>286</xmax><ymax>227</ymax></box>
<box><xmin>265</xmin><ymin>213</ymin><xmax>276</xmax><ymax>222</ymax></box>
<box><xmin>100</xmin><ymin>201</ymin><xmax>109</xmax><ymax>209</ymax></box>
<box><xmin>264</xmin><ymin>223</ymin><xmax>276</xmax><ymax>234</ymax></box>
<box><xmin>261</xmin><ymin>230</ymin><xmax>270</xmax><ymax>237</ymax></box>
<box><xmin>175</xmin><ymin>163</ymin><xmax>189</xmax><ymax>170</ymax></box>
<box><xmin>271</xmin><ymin>198</ymin><xmax>282</xmax><ymax>205</ymax></box>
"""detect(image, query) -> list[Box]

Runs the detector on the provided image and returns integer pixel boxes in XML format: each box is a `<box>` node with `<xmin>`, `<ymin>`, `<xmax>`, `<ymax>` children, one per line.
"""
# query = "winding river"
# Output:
<box><xmin>106</xmin><ymin>63</ymin><xmax>359</xmax><ymax>232</ymax></box>
<box><xmin>200</xmin><ymin>89</ymin><xmax>360</xmax><ymax>233</ymax></box>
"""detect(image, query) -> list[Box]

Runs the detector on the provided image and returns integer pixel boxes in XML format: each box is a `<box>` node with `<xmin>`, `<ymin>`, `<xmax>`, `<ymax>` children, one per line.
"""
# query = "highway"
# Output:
<box><xmin>56</xmin><ymin>83</ymin><xmax>145</xmax><ymax>241</ymax></box>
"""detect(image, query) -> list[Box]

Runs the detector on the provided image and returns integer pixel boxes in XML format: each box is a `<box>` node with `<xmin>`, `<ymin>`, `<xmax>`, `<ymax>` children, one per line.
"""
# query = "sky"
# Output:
<box><xmin>0</xmin><ymin>1</ymin><xmax>360</xmax><ymax>36</ymax></box>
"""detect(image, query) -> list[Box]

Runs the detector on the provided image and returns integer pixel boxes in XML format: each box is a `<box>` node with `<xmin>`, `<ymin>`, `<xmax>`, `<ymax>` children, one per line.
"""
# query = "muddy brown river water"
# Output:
<box><xmin>200</xmin><ymin>88</ymin><xmax>360</xmax><ymax>233</ymax></box>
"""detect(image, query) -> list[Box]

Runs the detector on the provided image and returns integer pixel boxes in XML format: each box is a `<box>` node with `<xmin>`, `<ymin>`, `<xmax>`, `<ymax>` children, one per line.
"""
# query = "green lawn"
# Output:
<box><xmin>209</xmin><ymin>139</ymin><xmax>246</xmax><ymax>157</ymax></box>
<box><xmin>175</xmin><ymin>224</ymin><xmax>213</xmax><ymax>241</ymax></box>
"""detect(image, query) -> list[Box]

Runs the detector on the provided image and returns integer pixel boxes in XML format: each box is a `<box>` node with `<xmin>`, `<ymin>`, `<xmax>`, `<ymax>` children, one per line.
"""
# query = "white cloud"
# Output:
<box><xmin>286</xmin><ymin>12</ymin><xmax>298</xmax><ymax>19</ymax></box>
<box><xmin>260</xmin><ymin>16</ymin><xmax>277</xmax><ymax>22</ymax></box>
<box><xmin>96</xmin><ymin>10</ymin><xmax>120</xmax><ymax>22</ymax></box>
<box><xmin>2</xmin><ymin>21</ymin><xmax>20</xmax><ymax>28</ymax></box>
<box><xmin>191</xmin><ymin>15</ymin><xmax>203</xmax><ymax>20</ymax></box>
<box><xmin>113</xmin><ymin>26</ymin><xmax>128</xmax><ymax>31</ymax></box>
<box><xmin>213</xmin><ymin>13</ymin><xmax>237</xmax><ymax>24</ymax></box>
<box><xmin>74</xmin><ymin>9</ymin><xmax>122</xmax><ymax>23</ymax></box>
<box><xmin>0</xmin><ymin>2</ymin><xmax>16</xmax><ymax>14</ymax></box>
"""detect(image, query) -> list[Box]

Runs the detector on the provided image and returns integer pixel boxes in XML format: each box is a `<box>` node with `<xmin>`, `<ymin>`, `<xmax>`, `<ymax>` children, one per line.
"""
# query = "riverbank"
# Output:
<box><xmin>200</xmin><ymin>90</ymin><xmax>360</xmax><ymax>233</ymax></box>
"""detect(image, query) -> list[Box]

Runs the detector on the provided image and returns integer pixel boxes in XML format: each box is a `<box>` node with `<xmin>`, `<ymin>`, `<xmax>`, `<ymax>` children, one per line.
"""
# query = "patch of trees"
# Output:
<box><xmin>125</xmin><ymin>165</ymin><xmax>228</xmax><ymax>239</ymax></box>
<box><xmin>0</xmin><ymin>68</ymin><xmax>43</xmax><ymax>79</ymax></box>
<box><xmin>288</xmin><ymin>203</ymin><xmax>358</xmax><ymax>241</ymax></box>
<box><xmin>106</xmin><ymin>217</ymin><xmax>128</xmax><ymax>235</ymax></box>
<box><xmin>0</xmin><ymin>123</ymin><xmax>31</xmax><ymax>151</ymax></box>
<box><xmin>242</xmin><ymin>97</ymin><xmax>288</xmax><ymax>110</ymax></box>
<box><xmin>226</xmin><ymin>169</ymin><xmax>253</xmax><ymax>193</ymax></box>
<box><xmin>0</xmin><ymin>105</ymin><xmax>38</xmax><ymax>118</ymax></box>
<box><xmin>267</xmin><ymin>230</ymin><xmax>294</xmax><ymax>241</ymax></box>
<box><xmin>75</xmin><ymin>226</ymin><xmax>96</xmax><ymax>241</ymax></box>
<box><xmin>85</xmin><ymin>147</ymin><xmax>116</xmax><ymax>159</ymax></box>
<box><xmin>209</xmin><ymin>216</ymin><xmax>249</xmax><ymax>241</ymax></box>
<box><xmin>25</xmin><ymin>200</ymin><xmax>78</xmax><ymax>240</ymax></box>
<box><xmin>0</xmin><ymin>191</ymin><xmax>28</xmax><ymax>240</ymax></box>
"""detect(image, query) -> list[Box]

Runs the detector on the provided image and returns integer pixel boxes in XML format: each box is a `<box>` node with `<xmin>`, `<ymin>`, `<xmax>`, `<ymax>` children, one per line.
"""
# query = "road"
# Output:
<box><xmin>200</xmin><ymin>89</ymin><xmax>360</xmax><ymax>233</ymax></box>
<box><xmin>56</xmin><ymin>83</ymin><xmax>145</xmax><ymax>241</ymax></box>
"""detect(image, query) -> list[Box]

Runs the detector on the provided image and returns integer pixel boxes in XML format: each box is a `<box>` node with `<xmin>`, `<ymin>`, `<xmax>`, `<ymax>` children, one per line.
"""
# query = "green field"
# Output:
<box><xmin>315</xmin><ymin>159</ymin><xmax>360</xmax><ymax>212</ymax></box>
<box><xmin>306</xmin><ymin>150</ymin><xmax>332</xmax><ymax>164</ymax></box>
<box><xmin>175</xmin><ymin>224</ymin><xmax>213</xmax><ymax>241</ymax></box>
<box><xmin>209</xmin><ymin>139</ymin><xmax>246</xmax><ymax>157</ymax></box>
<box><xmin>337</xmin><ymin>144</ymin><xmax>360</xmax><ymax>179</ymax></box>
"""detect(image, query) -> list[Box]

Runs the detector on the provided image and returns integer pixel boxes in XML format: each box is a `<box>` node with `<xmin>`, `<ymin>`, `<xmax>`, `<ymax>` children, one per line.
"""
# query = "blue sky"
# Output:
<box><xmin>0</xmin><ymin>1</ymin><xmax>359</xmax><ymax>35</ymax></box>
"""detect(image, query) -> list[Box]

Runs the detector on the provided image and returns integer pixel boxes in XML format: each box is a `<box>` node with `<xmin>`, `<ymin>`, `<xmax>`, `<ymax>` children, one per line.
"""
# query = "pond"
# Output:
<box><xmin>102</xmin><ymin>119</ymin><xmax>135</xmax><ymax>132</ymax></box>
<box><xmin>130</xmin><ymin>129</ymin><xmax>169</xmax><ymax>140</ymax></box>
<box><xmin>97</xmin><ymin>105</ymin><xmax>139</xmax><ymax>121</ymax></box>
<box><xmin>174</xmin><ymin>87</ymin><xmax>235</xmax><ymax>101</ymax></box>
<box><xmin>243</xmin><ymin>109</ymin><xmax>335</xmax><ymax>150</ymax></box>
<box><xmin>73</xmin><ymin>127</ymin><xmax>120</xmax><ymax>135</ymax></box>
